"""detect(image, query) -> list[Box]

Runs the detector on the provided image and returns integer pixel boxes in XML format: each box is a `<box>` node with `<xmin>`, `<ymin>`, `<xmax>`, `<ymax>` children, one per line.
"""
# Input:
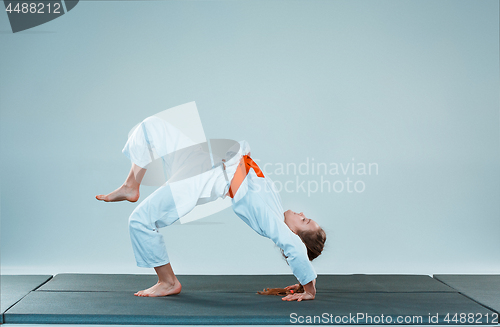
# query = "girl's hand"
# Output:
<box><xmin>284</xmin><ymin>284</ymin><xmax>300</xmax><ymax>292</ymax></box>
<box><xmin>281</xmin><ymin>291</ymin><xmax>315</xmax><ymax>301</ymax></box>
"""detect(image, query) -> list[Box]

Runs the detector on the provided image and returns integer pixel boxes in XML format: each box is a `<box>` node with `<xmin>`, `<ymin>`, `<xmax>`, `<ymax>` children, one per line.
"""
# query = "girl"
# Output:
<box><xmin>96</xmin><ymin>114</ymin><xmax>326</xmax><ymax>302</ymax></box>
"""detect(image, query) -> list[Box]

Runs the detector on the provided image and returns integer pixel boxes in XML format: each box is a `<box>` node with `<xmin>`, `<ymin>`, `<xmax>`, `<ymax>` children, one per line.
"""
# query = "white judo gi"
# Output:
<box><xmin>123</xmin><ymin>115</ymin><xmax>317</xmax><ymax>286</ymax></box>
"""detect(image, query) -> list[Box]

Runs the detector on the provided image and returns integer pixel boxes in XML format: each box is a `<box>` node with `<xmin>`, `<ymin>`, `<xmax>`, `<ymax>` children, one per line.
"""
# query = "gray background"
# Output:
<box><xmin>1</xmin><ymin>0</ymin><xmax>498</xmax><ymax>276</ymax></box>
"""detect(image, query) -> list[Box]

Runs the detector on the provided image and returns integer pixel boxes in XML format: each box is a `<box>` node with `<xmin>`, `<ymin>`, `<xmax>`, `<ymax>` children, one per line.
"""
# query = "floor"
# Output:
<box><xmin>1</xmin><ymin>274</ymin><xmax>499</xmax><ymax>325</ymax></box>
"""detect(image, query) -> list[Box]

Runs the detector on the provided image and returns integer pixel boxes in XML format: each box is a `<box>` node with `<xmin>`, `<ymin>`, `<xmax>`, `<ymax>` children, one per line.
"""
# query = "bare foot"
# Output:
<box><xmin>96</xmin><ymin>184</ymin><xmax>139</xmax><ymax>202</ymax></box>
<box><xmin>134</xmin><ymin>280</ymin><xmax>182</xmax><ymax>297</ymax></box>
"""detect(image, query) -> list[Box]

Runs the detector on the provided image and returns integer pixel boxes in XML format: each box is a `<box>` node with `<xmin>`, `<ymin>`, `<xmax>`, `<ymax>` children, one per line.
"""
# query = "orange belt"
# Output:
<box><xmin>225</xmin><ymin>155</ymin><xmax>265</xmax><ymax>198</ymax></box>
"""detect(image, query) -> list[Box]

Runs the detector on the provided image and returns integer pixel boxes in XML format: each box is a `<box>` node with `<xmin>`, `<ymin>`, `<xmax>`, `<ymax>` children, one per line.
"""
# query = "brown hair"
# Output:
<box><xmin>281</xmin><ymin>226</ymin><xmax>327</xmax><ymax>261</ymax></box>
<box><xmin>257</xmin><ymin>283</ymin><xmax>304</xmax><ymax>296</ymax></box>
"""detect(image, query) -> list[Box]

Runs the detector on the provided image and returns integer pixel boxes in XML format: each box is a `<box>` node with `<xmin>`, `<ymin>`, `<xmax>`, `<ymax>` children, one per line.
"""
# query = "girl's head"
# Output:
<box><xmin>283</xmin><ymin>210</ymin><xmax>327</xmax><ymax>261</ymax></box>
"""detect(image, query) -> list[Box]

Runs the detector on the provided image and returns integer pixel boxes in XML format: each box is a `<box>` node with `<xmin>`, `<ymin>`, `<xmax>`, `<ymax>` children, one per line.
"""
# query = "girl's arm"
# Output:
<box><xmin>303</xmin><ymin>279</ymin><xmax>316</xmax><ymax>296</ymax></box>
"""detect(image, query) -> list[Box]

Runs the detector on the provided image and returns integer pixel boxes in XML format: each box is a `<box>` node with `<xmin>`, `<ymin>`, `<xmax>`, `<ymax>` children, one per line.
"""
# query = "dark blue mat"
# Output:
<box><xmin>0</xmin><ymin>275</ymin><xmax>52</xmax><ymax>324</ymax></box>
<box><xmin>38</xmin><ymin>273</ymin><xmax>455</xmax><ymax>293</ymax></box>
<box><xmin>434</xmin><ymin>275</ymin><xmax>500</xmax><ymax>314</ymax></box>
<box><xmin>4</xmin><ymin>290</ymin><xmax>497</xmax><ymax>325</ymax></box>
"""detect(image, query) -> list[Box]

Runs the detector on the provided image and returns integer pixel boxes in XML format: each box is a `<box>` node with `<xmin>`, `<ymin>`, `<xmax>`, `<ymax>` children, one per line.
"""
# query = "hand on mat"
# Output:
<box><xmin>281</xmin><ymin>290</ymin><xmax>315</xmax><ymax>301</ymax></box>
<box><xmin>284</xmin><ymin>283</ymin><xmax>301</xmax><ymax>292</ymax></box>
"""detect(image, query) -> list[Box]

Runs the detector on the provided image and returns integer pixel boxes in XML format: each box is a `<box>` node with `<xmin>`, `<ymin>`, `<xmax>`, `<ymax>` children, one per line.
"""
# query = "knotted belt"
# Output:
<box><xmin>223</xmin><ymin>154</ymin><xmax>265</xmax><ymax>198</ymax></box>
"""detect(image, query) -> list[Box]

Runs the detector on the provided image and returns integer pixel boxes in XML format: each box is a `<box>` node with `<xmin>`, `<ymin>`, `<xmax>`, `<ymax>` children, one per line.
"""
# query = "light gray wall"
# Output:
<box><xmin>1</xmin><ymin>0</ymin><xmax>498</xmax><ymax>276</ymax></box>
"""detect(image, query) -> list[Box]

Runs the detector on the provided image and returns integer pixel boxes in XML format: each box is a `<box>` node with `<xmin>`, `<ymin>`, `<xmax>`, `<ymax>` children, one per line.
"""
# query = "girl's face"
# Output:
<box><xmin>284</xmin><ymin>210</ymin><xmax>320</xmax><ymax>235</ymax></box>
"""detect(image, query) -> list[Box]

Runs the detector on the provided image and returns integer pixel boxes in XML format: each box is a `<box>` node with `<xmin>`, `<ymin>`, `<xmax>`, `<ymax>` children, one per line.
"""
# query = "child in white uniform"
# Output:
<box><xmin>96</xmin><ymin>115</ymin><xmax>326</xmax><ymax>302</ymax></box>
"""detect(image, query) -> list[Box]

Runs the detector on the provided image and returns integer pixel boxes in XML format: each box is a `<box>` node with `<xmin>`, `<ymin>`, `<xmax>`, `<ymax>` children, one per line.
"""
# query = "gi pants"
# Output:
<box><xmin>123</xmin><ymin>116</ymin><xmax>234</xmax><ymax>268</ymax></box>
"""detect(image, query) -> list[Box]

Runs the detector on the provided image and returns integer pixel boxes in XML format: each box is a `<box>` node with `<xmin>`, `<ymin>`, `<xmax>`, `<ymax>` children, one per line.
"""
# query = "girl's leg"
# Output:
<box><xmin>99</xmin><ymin>116</ymin><xmax>206</xmax><ymax>296</ymax></box>
<box><xmin>134</xmin><ymin>263</ymin><xmax>182</xmax><ymax>297</ymax></box>
<box><xmin>97</xmin><ymin>116</ymin><xmax>197</xmax><ymax>203</ymax></box>
<box><xmin>95</xmin><ymin>163</ymin><xmax>146</xmax><ymax>202</ymax></box>
<box><xmin>128</xmin><ymin>181</ymin><xmax>185</xmax><ymax>297</ymax></box>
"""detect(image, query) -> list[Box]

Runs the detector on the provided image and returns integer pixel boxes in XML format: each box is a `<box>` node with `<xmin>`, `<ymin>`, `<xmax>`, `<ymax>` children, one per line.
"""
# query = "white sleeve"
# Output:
<box><xmin>231</xmin><ymin>163</ymin><xmax>317</xmax><ymax>286</ymax></box>
<box><xmin>265</xmin><ymin>214</ymin><xmax>317</xmax><ymax>285</ymax></box>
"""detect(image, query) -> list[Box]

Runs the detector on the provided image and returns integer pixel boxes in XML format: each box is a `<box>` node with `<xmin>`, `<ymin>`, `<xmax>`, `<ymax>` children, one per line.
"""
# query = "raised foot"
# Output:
<box><xmin>134</xmin><ymin>280</ymin><xmax>182</xmax><ymax>297</ymax></box>
<box><xmin>96</xmin><ymin>184</ymin><xmax>140</xmax><ymax>202</ymax></box>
